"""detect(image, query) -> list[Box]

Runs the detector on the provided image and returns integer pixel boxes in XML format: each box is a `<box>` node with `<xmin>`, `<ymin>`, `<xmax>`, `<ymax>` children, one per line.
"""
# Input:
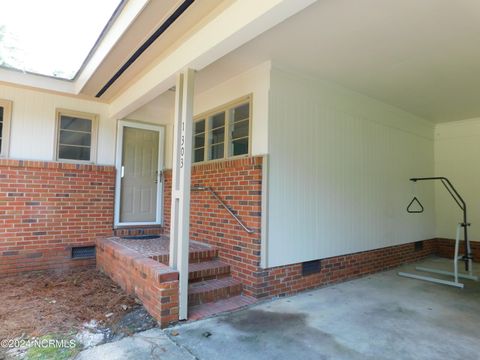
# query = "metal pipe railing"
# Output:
<box><xmin>410</xmin><ymin>177</ymin><xmax>472</xmax><ymax>270</ymax></box>
<box><xmin>191</xmin><ymin>185</ymin><xmax>255</xmax><ymax>234</ymax></box>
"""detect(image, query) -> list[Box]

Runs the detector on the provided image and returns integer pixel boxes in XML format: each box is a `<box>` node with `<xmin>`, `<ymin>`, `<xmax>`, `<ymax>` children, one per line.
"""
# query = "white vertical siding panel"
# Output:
<box><xmin>267</xmin><ymin>68</ymin><xmax>435</xmax><ymax>268</ymax></box>
<box><xmin>435</xmin><ymin>119</ymin><xmax>480</xmax><ymax>241</ymax></box>
<box><xmin>0</xmin><ymin>84</ymin><xmax>115</xmax><ymax>164</ymax></box>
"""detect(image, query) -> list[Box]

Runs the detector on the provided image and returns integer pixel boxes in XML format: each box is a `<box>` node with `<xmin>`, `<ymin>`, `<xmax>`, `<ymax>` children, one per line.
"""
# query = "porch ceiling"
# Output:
<box><xmin>197</xmin><ymin>0</ymin><xmax>480</xmax><ymax>123</ymax></box>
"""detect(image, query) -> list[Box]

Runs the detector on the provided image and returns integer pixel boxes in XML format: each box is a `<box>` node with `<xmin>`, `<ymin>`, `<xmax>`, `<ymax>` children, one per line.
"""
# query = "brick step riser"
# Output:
<box><xmin>188</xmin><ymin>262</ymin><xmax>231</xmax><ymax>283</ymax></box>
<box><xmin>188</xmin><ymin>283</ymin><xmax>243</xmax><ymax>306</ymax></box>
<box><xmin>189</xmin><ymin>272</ymin><xmax>231</xmax><ymax>283</ymax></box>
<box><xmin>150</xmin><ymin>250</ymin><xmax>218</xmax><ymax>265</ymax></box>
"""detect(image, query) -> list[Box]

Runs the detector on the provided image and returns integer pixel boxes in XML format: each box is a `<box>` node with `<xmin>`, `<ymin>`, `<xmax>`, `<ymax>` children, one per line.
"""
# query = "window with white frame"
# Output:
<box><xmin>56</xmin><ymin>109</ymin><xmax>98</xmax><ymax>162</ymax></box>
<box><xmin>193</xmin><ymin>96</ymin><xmax>251</xmax><ymax>163</ymax></box>
<box><xmin>0</xmin><ymin>99</ymin><xmax>12</xmax><ymax>157</ymax></box>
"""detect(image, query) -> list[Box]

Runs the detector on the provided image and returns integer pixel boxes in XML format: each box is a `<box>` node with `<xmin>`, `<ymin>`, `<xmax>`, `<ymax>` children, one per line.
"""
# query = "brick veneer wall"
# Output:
<box><xmin>96</xmin><ymin>238</ymin><xmax>179</xmax><ymax>327</ymax></box>
<box><xmin>163</xmin><ymin>156</ymin><xmax>263</xmax><ymax>297</ymax></box>
<box><xmin>0</xmin><ymin>156</ymin><xmax>450</xmax><ymax>306</ymax></box>
<box><xmin>0</xmin><ymin>160</ymin><xmax>115</xmax><ymax>276</ymax></box>
<box><xmin>436</xmin><ymin>238</ymin><xmax>480</xmax><ymax>262</ymax></box>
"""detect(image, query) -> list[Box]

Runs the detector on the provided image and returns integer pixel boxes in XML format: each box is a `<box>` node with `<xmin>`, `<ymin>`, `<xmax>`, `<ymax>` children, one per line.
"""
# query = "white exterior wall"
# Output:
<box><xmin>193</xmin><ymin>61</ymin><xmax>271</xmax><ymax>157</ymax></box>
<box><xmin>0</xmin><ymin>60</ymin><xmax>270</xmax><ymax>169</ymax></box>
<box><xmin>127</xmin><ymin>93</ymin><xmax>175</xmax><ymax>169</ymax></box>
<box><xmin>127</xmin><ymin>61</ymin><xmax>272</xmax><ymax>169</ymax></box>
<box><xmin>265</xmin><ymin>67</ymin><xmax>436</xmax><ymax>268</ymax></box>
<box><xmin>0</xmin><ymin>84</ymin><xmax>115</xmax><ymax>165</ymax></box>
<box><xmin>434</xmin><ymin>119</ymin><xmax>480</xmax><ymax>241</ymax></box>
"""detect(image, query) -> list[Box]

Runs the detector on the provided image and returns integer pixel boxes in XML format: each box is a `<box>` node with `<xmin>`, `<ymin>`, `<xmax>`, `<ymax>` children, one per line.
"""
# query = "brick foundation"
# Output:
<box><xmin>96</xmin><ymin>238</ymin><xmax>179</xmax><ymax>328</ymax></box>
<box><xmin>254</xmin><ymin>239</ymin><xmax>438</xmax><ymax>297</ymax></box>
<box><xmin>0</xmin><ymin>160</ymin><xmax>115</xmax><ymax>276</ymax></box>
<box><xmin>163</xmin><ymin>156</ymin><xmax>454</xmax><ymax>300</ymax></box>
<box><xmin>436</xmin><ymin>238</ymin><xmax>480</xmax><ymax>262</ymax></box>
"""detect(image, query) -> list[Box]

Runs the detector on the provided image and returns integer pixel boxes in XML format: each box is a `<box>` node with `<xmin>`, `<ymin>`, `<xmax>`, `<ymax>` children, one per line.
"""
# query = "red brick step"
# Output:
<box><xmin>189</xmin><ymin>260</ymin><xmax>230</xmax><ymax>282</ymax></box>
<box><xmin>188</xmin><ymin>295</ymin><xmax>257</xmax><ymax>320</ymax></box>
<box><xmin>188</xmin><ymin>277</ymin><xmax>242</xmax><ymax>306</ymax></box>
<box><xmin>151</xmin><ymin>247</ymin><xmax>218</xmax><ymax>265</ymax></box>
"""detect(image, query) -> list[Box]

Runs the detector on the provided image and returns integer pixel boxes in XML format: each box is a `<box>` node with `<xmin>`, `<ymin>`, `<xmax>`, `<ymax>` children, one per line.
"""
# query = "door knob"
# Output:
<box><xmin>155</xmin><ymin>170</ymin><xmax>163</xmax><ymax>184</ymax></box>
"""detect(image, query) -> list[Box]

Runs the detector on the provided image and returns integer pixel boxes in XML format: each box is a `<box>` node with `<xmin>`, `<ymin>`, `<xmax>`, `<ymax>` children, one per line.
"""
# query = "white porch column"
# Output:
<box><xmin>169</xmin><ymin>69</ymin><xmax>195</xmax><ymax>320</ymax></box>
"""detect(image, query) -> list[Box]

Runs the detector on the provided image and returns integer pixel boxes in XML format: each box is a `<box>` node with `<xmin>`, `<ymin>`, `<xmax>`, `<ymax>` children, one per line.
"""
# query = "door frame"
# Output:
<box><xmin>114</xmin><ymin>119</ymin><xmax>165</xmax><ymax>228</ymax></box>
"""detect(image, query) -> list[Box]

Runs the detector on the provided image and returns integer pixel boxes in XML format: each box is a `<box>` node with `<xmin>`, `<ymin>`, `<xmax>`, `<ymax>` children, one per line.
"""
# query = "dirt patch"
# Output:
<box><xmin>0</xmin><ymin>268</ymin><xmax>139</xmax><ymax>341</ymax></box>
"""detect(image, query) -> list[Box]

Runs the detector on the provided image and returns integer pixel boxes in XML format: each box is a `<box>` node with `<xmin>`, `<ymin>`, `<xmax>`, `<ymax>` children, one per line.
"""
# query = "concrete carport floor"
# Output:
<box><xmin>78</xmin><ymin>257</ymin><xmax>480</xmax><ymax>360</ymax></box>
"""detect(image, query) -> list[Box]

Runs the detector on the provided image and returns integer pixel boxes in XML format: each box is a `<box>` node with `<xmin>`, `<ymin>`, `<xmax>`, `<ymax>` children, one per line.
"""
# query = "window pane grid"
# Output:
<box><xmin>211</xmin><ymin>113</ymin><xmax>225</xmax><ymax>129</ymax></box>
<box><xmin>0</xmin><ymin>106</ymin><xmax>4</xmax><ymax>141</ymax></box>
<box><xmin>58</xmin><ymin>143</ymin><xmax>91</xmax><ymax>148</ymax></box>
<box><xmin>210</xmin><ymin>129</ymin><xmax>225</xmax><ymax>145</ymax></box>
<box><xmin>230</xmin><ymin>119</ymin><xmax>249</xmax><ymax>140</ymax></box>
<box><xmin>231</xmin><ymin>138</ymin><xmax>249</xmax><ymax>157</ymax></box>
<box><xmin>210</xmin><ymin>124</ymin><xmax>225</xmax><ymax>131</ymax></box>
<box><xmin>193</xmin><ymin>119</ymin><xmax>206</xmax><ymax>163</ymax></box>
<box><xmin>57</xmin><ymin>113</ymin><xmax>94</xmax><ymax>162</ymax></box>
<box><xmin>231</xmin><ymin>135</ymin><xmax>249</xmax><ymax>141</ymax></box>
<box><xmin>59</xmin><ymin>128</ymin><xmax>91</xmax><ymax>134</ymax></box>
<box><xmin>194</xmin><ymin>132</ymin><xmax>205</xmax><ymax>150</ymax></box>
<box><xmin>209</xmin><ymin>143</ymin><xmax>224</xmax><ymax>160</ymax></box>
<box><xmin>193</xmin><ymin>98</ymin><xmax>250</xmax><ymax>163</ymax></box>
<box><xmin>194</xmin><ymin>148</ymin><xmax>204</xmax><ymax>162</ymax></box>
<box><xmin>0</xmin><ymin>103</ymin><xmax>9</xmax><ymax>156</ymax></box>
<box><xmin>195</xmin><ymin>119</ymin><xmax>205</xmax><ymax>133</ymax></box>
<box><xmin>60</xmin><ymin>117</ymin><xmax>92</xmax><ymax>132</ymax></box>
<box><xmin>233</xmin><ymin>117</ymin><xmax>249</xmax><ymax>123</ymax></box>
<box><xmin>228</xmin><ymin>103</ymin><xmax>249</xmax><ymax>157</ymax></box>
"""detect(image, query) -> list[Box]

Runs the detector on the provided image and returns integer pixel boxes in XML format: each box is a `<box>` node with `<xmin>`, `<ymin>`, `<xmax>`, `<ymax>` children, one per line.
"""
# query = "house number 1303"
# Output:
<box><xmin>180</xmin><ymin>121</ymin><xmax>185</xmax><ymax>168</ymax></box>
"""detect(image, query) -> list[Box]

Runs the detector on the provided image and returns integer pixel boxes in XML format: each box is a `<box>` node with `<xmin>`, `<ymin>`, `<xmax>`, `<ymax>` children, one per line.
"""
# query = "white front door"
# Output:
<box><xmin>115</xmin><ymin>120</ymin><xmax>165</xmax><ymax>226</ymax></box>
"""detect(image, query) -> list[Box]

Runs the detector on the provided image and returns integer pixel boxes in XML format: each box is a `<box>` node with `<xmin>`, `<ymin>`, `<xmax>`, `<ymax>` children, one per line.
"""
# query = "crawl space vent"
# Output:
<box><xmin>71</xmin><ymin>246</ymin><xmax>96</xmax><ymax>259</ymax></box>
<box><xmin>302</xmin><ymin>260</ymin><xmax>322</xmax><ymax>276</ymax></box>
<box><xmin>414</xmin><ymin>241</ymin><xmax>424</xmax><ymax>252</ymax></box>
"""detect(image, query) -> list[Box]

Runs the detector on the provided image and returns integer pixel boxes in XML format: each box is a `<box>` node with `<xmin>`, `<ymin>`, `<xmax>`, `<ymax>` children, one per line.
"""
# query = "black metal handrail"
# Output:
<box><xmin>191</xmin><ymin>186</ymin><xmax>255</xmax><ymax>234</ymax></box>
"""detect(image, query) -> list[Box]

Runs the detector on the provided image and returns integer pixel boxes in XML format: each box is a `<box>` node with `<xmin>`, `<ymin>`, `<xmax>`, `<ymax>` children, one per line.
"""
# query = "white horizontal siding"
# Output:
<box><xmin>266</xmin><ymin>68</ymin><xmax>435</xmax><ymax>268</ymax></box>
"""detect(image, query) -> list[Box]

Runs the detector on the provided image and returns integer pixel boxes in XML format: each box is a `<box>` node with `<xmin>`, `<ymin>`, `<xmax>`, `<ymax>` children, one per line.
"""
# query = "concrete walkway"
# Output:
<box><xmin>77</xmin><ymin>257</ymin><xmax>480</xmax><ymax>360</ymax></box>
<box><xmin>76</xmin><ymin>328</ymin><xmax>194</xmax><ymax>360</ymax></box>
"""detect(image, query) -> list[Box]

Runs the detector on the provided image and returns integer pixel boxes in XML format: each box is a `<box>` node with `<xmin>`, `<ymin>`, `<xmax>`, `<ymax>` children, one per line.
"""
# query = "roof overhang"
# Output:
<box><xmin>108</xmin><ymin>0</ymin><xmax>316</xmax><ymax>119</ymax></box>
<box><xmin>0</xmin><ymin>0</ymin><xmax>316</xmax><ymax>111</ymax></box>
<box><xmin>0</xmin><ymin>0</ymin><xmax>149</xmax><ymax>98</ymax></box>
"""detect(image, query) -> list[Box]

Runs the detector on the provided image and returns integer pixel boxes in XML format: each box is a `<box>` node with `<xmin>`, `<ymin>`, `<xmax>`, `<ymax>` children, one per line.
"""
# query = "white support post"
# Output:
<box><xmin>169</xmin><ymin>69</ymin><xmax>195</xmax><ymax>320</ymax></box>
